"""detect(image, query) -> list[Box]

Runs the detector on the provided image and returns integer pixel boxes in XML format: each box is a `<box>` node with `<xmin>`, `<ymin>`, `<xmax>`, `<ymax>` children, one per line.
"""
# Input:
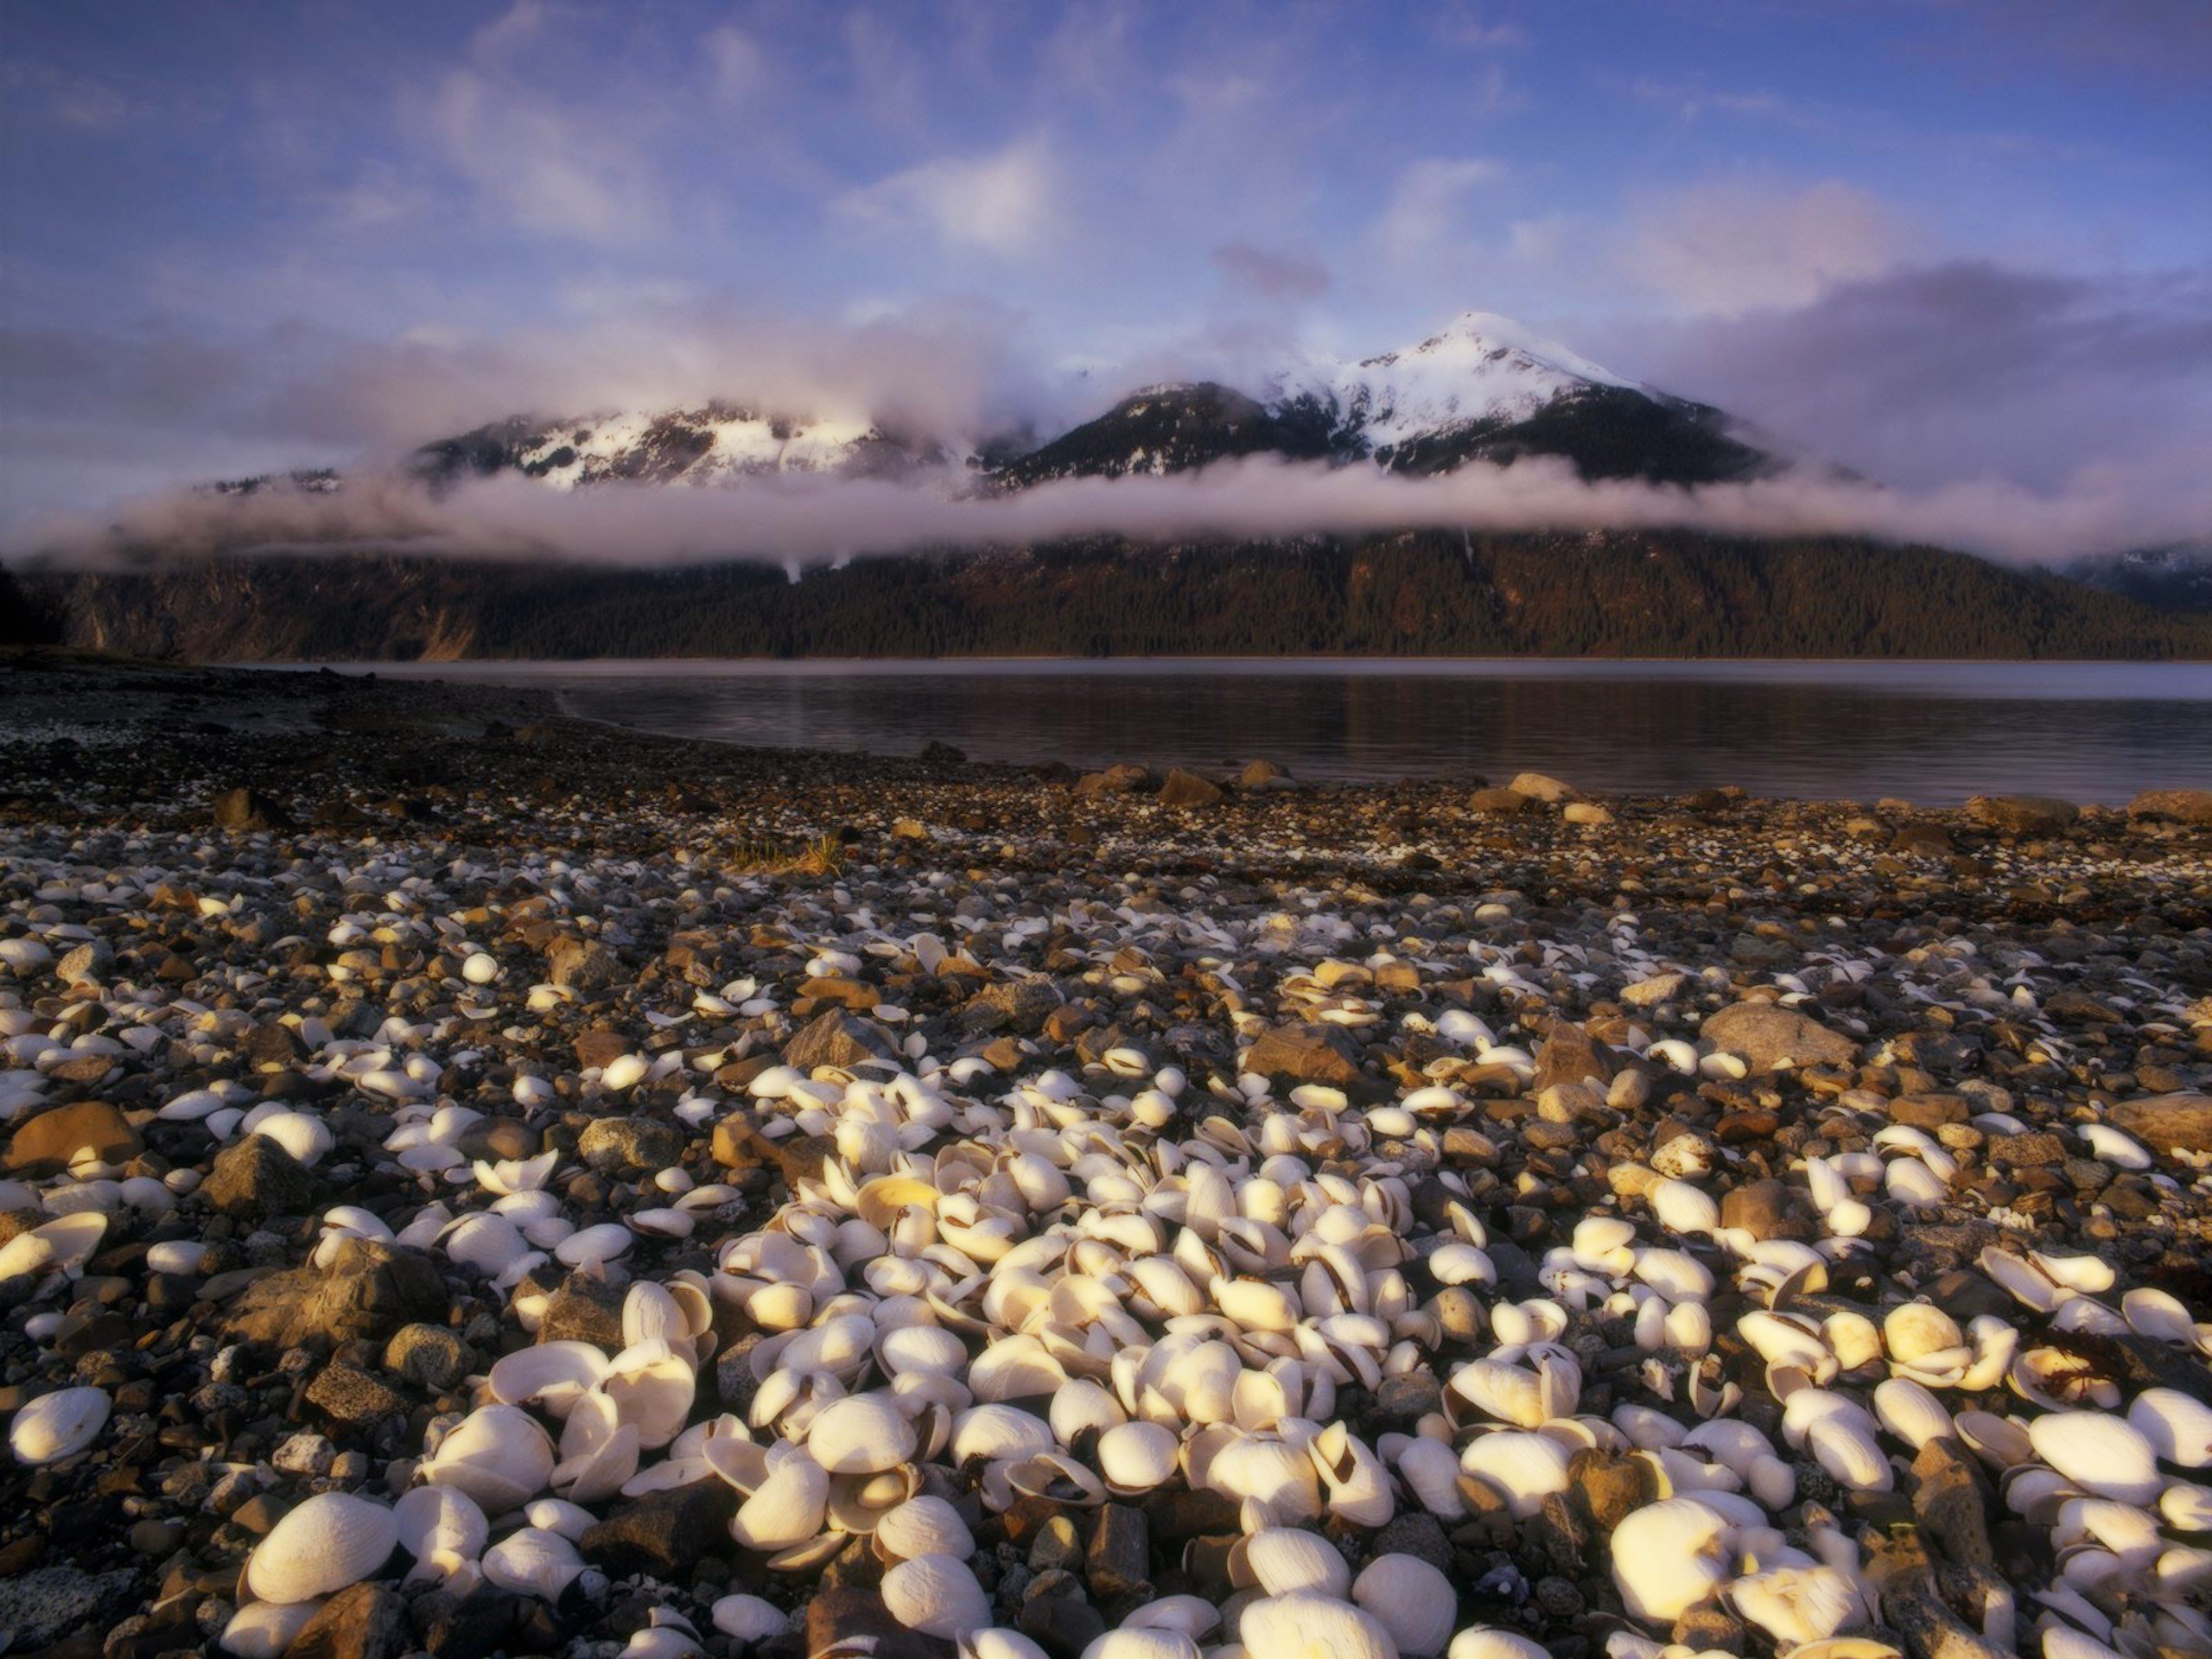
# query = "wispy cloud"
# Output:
<box><xmin>22</xmin><ymin>448</ymin><xmax>2209</xmax><ymax>573</ymax></box>
<box><xmin>1619</xmin><ymin>180</ymin><xmax>1916</xmax><ymax>315</ymax></box>
<box><xmin>1603</xmin><ymin>260</ymin><xmax>2212</xmax><ymax>489</ymax></box>
<box><xmin>836</xmin><ymin>138</ymin><xmax>1064</xmax><ymax>259</ymax></box>
<box><xmin>0</xmin><ymin>60</ymin><xmax>133</xmax><ymax>130</ymax></box>
<box><xmin>1376</xmin><ymin>158</ymin><xmax>1507</xmax><ymax>267</ymax></box>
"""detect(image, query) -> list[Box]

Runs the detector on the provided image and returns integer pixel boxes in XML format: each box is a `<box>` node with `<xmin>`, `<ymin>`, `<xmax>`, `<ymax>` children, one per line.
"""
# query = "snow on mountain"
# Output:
<box><xmin>1270</xmin><ymin>310</ymin><xmax>1640</xmax><ymax>451</ymax></box>
<box><xmin>404</xmin><ymin>308</ymin><xmax>1756</xmax><ymax>496</ymax></box>
<box><xmin>512</xmin><ymin>406</ymin><xmax>885</xmax><ymax>489</ymax></box>
<box><xmin>410</xmin><ymin>403</ymin><xmax>952</xmax><ymax>491</ymax></box>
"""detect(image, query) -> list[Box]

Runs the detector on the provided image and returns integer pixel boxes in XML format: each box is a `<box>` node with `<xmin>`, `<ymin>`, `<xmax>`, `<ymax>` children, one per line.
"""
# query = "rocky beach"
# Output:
<box><xmin>3</xmin><ymin>653</ymin><xmax>2210</xmax><ymax>1659</ymax></box>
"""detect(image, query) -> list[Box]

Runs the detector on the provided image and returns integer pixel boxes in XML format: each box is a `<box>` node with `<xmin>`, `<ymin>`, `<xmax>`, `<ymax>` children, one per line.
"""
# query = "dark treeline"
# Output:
<box><xmin>17</xmin><ymin>530</ymin><xmax>2212</xmax><ymax>661</ymax></box>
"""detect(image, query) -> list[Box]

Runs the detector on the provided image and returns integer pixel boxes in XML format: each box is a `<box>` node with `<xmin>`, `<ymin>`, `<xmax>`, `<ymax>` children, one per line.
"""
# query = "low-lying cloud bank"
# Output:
<box><xmin>13</xmin><ymin>452</ymin><xmax>2210</xmax><ymax>575</ymax></box>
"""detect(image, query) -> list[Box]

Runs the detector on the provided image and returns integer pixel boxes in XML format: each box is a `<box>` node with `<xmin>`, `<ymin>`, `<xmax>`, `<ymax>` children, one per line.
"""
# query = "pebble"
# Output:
<box><xmin>0</xmin><ymin>662</ymin><xmax>2207</xmax><ymax>1658</ymax></box>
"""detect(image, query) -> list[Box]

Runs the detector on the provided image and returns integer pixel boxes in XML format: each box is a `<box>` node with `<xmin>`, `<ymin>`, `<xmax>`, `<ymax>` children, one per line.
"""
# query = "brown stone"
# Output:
<box><xmin>1241</xmin><ymin>1022</ymin><xmax>1365</xmax><ymax>1088</ymax></box>
<box><xmin>2127</xmin><ymin>787</ymin><xmax>2212</xmax><ymax>825</ymax></box>
<box><xmin>785</xmin><ymin>1008</ymin><xmax>900</xmax><ymax>1071</ymax></box>
<box><xmin>1965</xmin><ymin>794</ymin><xmax>2077</xmax><ymax>836</ymax></box>
<box><xmin>1156</xmin><ymin>767</ymin><xmax>1225</xmax><ymax>808</ymax></box>
<box><xmin>1700</xmin><ymin>1001</ymin><xmax>1858</xmax><ymax>1072</ymax></box>
<box><xmin>572</xmin><ymin>1028</ymin><xmax>628</xmax><ymax>1071</ymax></box>
<box><xmin>220</xmin><ymin>1238</ymin><xmax>447</xmax><ymax>1350</ymax></box>
<box><xmin>289</xmin><ymin>1584</ymin><xmax>405</xmax><ymax>1659</ymax></box>
<box><xmin>1535</xmin><ymin>1021</ymin><xmax>1611</xmax><ymax>1090</ymax></box>
<box><xmin>202</xmin><ymin>1134</ymin><xmax>317</xmax><ymax>1220</ymax></box>
<box><xmin>4</xmin><ymin>1102</ymin><xmax>140</xmax><ymax>1173</ymax></box>
<box><xmin>2110</xmin><ymin>1093</ymin><xmax>2212</xmax><ymax>1155</ymax></box>
<box><xmin>1890</xmin><ymin>1093</ymin><xmax>1968</xmax><ymax>1128</ymax></box>
<box><xmin>1719</xmin><ymin>1178</ymin><xmax>1792</xmax><ymax>1240</ymax></box>
<box><xmin>305</xmin><ymin>1362</ymin><xmax>407</xmax><ymax>1429</ymax></box>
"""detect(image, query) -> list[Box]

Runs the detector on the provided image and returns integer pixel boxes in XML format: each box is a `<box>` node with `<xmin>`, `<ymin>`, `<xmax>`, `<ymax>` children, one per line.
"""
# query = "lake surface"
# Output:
<box><xmin>336</xmin><ymin>658</ymin><xmax>2212</xmax><ymax>804</ymax></box>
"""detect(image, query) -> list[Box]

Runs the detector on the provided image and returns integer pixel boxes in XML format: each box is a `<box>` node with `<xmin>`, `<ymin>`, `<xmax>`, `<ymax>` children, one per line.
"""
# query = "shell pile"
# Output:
<box><xmin>2</xmin><ymin>666</ymin><xmax>2210</xmax><ymax>1659</ymax></box>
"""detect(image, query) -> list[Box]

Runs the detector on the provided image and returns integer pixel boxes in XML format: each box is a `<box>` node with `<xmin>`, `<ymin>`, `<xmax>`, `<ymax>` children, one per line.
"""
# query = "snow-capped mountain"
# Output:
<box><xmin>401</xmin><ymin>310</ymin><xmax>1777</xmax><ymax>497</ymax></box>
<box><xmin>1273</xmin><ymin>310</ymin><xmax>1639</xmax><ymax>453</ymax></box>
<box><xmin>410</xmin><ymin>403</ymin><xmax>952</xmax><ymax>490</ymax></box>
<box><xmin>1000</xmin><ymin>312</ymin><xmax>1769</xmax><ymax>487</ymax></box>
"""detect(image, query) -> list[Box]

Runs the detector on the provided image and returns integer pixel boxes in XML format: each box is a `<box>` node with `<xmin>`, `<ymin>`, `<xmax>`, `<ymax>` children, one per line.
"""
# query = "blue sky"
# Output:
<box><xmin>3</xmin><ymin>0</ymin><xmax>2209</xmax><ymax>526</ymax></box>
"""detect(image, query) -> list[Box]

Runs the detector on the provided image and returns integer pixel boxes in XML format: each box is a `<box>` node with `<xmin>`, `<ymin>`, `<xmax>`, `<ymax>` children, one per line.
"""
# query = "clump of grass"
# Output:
<box><xmin>728</xmin><ymin>831</ymin><xmax>846</xmax><ymax>879</ymax></box>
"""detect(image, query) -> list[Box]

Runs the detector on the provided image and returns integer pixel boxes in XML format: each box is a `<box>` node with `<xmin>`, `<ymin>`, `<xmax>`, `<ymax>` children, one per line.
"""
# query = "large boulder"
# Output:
<box><xmin>221</xmin><ymin>1238</ymin><xmax>448</xmax><ymax>1349</ymax></box>
<box><xmin>2127</xmin><ymin>788</ymin><xmax>2212</xmax><ymax>826</ymax></box>
<box><xmin>1507</xmin><ymin>772</ymin><xmax>1578</xmax><ymax>803</ymax></box>
<box><xmin>1074</xmin><ymin>764</ymin><xmax>1154</xmax><ymax>798</ymax></box>
<box><xmin>1157</xmin><ymin>768</ymin><xmax>1225</xmax><ymax>808</ymax></box>
<box><xmin>1700</xmin><ymin>1001</ymin><xmax>1859</xmax><ymax>1073</ymax></box>
<box><xmin>1965</xmin><ymin>794</ymin><xmax>2076</xmax><ymax>835</ymax></box>
<box><xmin>2110</xmin><ymin>1093</ymin><xmax>2212</xmax><ymax>1155</ymax></box>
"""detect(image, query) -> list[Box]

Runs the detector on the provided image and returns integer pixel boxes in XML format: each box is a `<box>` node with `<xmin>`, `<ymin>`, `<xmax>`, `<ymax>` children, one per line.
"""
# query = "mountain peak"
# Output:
<box><xmin>1384</xmin><ymin>309</ymin><xmax>1637</xmax><ymax>393</ymax></box>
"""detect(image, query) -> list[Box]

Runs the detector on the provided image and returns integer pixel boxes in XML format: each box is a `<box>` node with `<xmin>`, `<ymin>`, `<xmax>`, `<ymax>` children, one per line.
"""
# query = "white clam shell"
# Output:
<box><xmin>2029</xmin><ymin>1411</ymin><xmax>2161</xmax><ymax>1504</ymax></box>
<box><xmin>710</xmin><ymin>1594</ymin><xmax>789</xmax><ymax>1643</ymax></box>
<box><xmin>1353</xmin><ymin>1552</ymin><xmax>1457</xmax><ymax>1655</ymax></box>
<box><xmin>732</xmin><ymin>1452</ymin><xmax>830</xmax><ymax>1550</ymax></box>
<box><xmin>874</xmin><ymin>1495</ymin><xmax>976</xmax><ymax>1562</ymax></box>
<box><xmin>251</xmin><ymin>1110</ymin><xmax>334</xmax><ymax>1166</ymax></box>
<box><xmin>393</xmin><ymin>1485</ymin><xmax>488</xmax><ymax>1584</ymax></box>
<box><xmin>1235</xmin><ymin>1529</ymin><xmax>1351</xmax><ymax>1599</ymax></box>
<box><xmin>2129</xmin><ymin>1387</ymin><xmax>2212</xmax><ymax>1468</ymax></box>
<box><xmin>1448</xmin><ymin>1632</ymin><xmax>1548</xmax><ymax>1659</ymax></box>
<box><xmin>489</xmin><ymin>1342</ymin><xmax>611</xmax><ymax>1417</ymax></box>
<box><xmin>1237</xmin><ymin>1592</ymin><xmax>1396</xmax><ymax>1659</ymax></box>
<box><xmin>1730</xmin><ymin>1565</ymin><xmax>1859</xmax><ymax>1646</ymax></box>
<box><xmin>1098</xmin><ymin>1420</ymin><xmax>1179</xmax><ymax>1495</ymax></box>
<box><xmin>809</xmin><ymin>1393</ymin><xmax>919</xmax><ymax>1474</ymax></box>
<box><xmin>8</xmin><ymin>1385</ymin><xmax>110</xmax><ymax>1465</ymax></box>
<box><xmin>245</xmin><ymin>1491</ymin><xmax>399</xmax><ymax>1604</ymax></box>
<box><xmin>421</xmin><ymin>1404</ymin><xmax>556</xmax><ymax>1510</ymax></box>
<box><xmin>482</xmin><ymin>1525</ymin><xmax>585</xmax><ymax>1599</ymax></box>
<box><xmin>881</xmin><ymin>1551</ymin><xmax>991</xmax><ymax>1640</ymax></box>
<box><xmin>220</xmin><ymin>1599</ymin><xmax>323</xmax><ymax>1659</ymax></box>
<box><xmin>1611</xmin><ymin>1497</ymin><xmax>1732</xmax><ymax>1623</ymax></box>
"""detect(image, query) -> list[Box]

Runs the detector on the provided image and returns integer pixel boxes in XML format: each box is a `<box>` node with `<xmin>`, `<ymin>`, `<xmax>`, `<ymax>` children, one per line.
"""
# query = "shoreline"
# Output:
<box><xmin>2</xmin><ymin>653</ymin><xmax>2209</xmax><ymax>1659</ymax></box>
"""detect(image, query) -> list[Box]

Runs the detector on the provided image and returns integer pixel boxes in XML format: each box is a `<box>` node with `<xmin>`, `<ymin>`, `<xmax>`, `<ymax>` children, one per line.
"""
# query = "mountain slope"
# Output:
<box><xmin>1000</xmin><ymin>313</ymin><xmax>1772</xmax><ymax>486</ymax></box>
<box><xmin>390</xmin><ymin>310</ymin><xmax>1778</xmax><ymax>497</ymax></box>
<box><xmin>22</xmin><ymin>533</ymin><xmax>2212</xmax><ymax>662</ymax></box>
<box><xmin>2064</xmin><ymin>545</ymin><xmax>2212</xmax><ymax>612</ymax></box>
<box><xmin>410</xmin><ymin>404</ymin><xmax>950</xmax><ymax>490</ymax></box>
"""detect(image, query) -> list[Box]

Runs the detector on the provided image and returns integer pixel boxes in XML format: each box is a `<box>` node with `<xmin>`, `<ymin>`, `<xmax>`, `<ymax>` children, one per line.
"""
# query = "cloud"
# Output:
<box><xmin>0</xmin><ymin>61</ymin><xmax>132</xmax><ymax>130</ymax></box>
<box><xmin>1608</xmin><ymin>260</ymin><xmax>2212</xmax><ymax>489</ymax></box>
<box><xmin>1433</xmin><ymin>8</ymin><xmax>1527</xmax><ymax>52</ymax></box>
<box><xmin>20</xmin><ymin>444</ymin><xmax>2209</xmax><ymax>575</ymax></box>
<box><xmin>422</xmin><ymin>67</ymin><xmax>660</xmax><ymax>242</ymax></box>
<box><xmin>1211</xmin><ymin>243</ymin><xmax>1331</xmax><ymax>305</ymax></box>
<box><xmin>702</xmin><ymin>25</ymin><xmax>767</xmax><ymax>102</ymax></box>
<box><xmin>0</xmin><ymin>299</ymin><xmax>1049</xmax><ymax>524</ymax></box>
<box><xmin>836</xmin><ymin>139</ymin><xmax>1063</xmax><ymax>259</ymax></box>
<box><xmin>1621</xmin><ymin>180</ymin><xmax>1915</xmax><ymax>315</ymax></box>
<box><xmin>1376</xmin><ymin>158</ymin><xmax>1506</xmax><ymax>266</ymax></box>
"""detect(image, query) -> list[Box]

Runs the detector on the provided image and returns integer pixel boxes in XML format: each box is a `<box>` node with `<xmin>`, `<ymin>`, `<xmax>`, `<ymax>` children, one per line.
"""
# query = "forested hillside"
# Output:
<box><xmin>18</xmin><ymin>531</ymin><xmax>2212</xmax><ymax>661</ymax></box>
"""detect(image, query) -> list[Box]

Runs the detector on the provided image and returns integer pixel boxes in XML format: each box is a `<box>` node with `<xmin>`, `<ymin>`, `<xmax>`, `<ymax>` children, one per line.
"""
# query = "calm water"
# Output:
<box><xmin>335</xmin><ymin>658</ymin><xmax>2212</xmax><ymax>804</ymax></box>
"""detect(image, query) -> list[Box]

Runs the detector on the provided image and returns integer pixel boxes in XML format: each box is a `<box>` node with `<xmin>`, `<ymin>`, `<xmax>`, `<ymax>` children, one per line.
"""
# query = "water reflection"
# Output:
<box><xmin>344</xmin><ymin>659</ymin><xmax>2212</xmax><ymax>804</ymax></box>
